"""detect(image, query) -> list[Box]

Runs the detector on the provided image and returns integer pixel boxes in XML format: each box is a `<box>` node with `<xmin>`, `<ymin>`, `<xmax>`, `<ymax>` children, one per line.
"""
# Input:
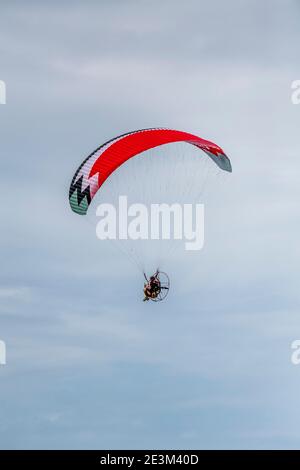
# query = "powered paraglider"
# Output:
<box><xmin>69</xmin><ymin>128</ymin><xmax>232</xmax><ymax>303</ymax></box>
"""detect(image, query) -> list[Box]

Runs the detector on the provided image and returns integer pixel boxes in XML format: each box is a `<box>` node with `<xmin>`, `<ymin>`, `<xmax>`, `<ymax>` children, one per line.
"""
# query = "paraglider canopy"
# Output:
<box><xmin>69</xmin><ymin>128</ymin><xmax>232</xmax><ymax>216</ymax></box>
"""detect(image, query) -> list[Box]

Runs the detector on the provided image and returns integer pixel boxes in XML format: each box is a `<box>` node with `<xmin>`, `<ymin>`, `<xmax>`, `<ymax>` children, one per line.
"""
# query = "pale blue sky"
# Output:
<box><xmin>1</xmin><ymin>0</ymin><xmax>300</xmax><ymax>449</ymax></box>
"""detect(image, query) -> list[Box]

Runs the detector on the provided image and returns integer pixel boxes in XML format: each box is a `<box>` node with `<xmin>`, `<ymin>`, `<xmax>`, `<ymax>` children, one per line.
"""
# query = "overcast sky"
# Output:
<box><xmin>1</xmin><ymin>0</ymin><xmax>300</xmax><ymax>449</ymax></box>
